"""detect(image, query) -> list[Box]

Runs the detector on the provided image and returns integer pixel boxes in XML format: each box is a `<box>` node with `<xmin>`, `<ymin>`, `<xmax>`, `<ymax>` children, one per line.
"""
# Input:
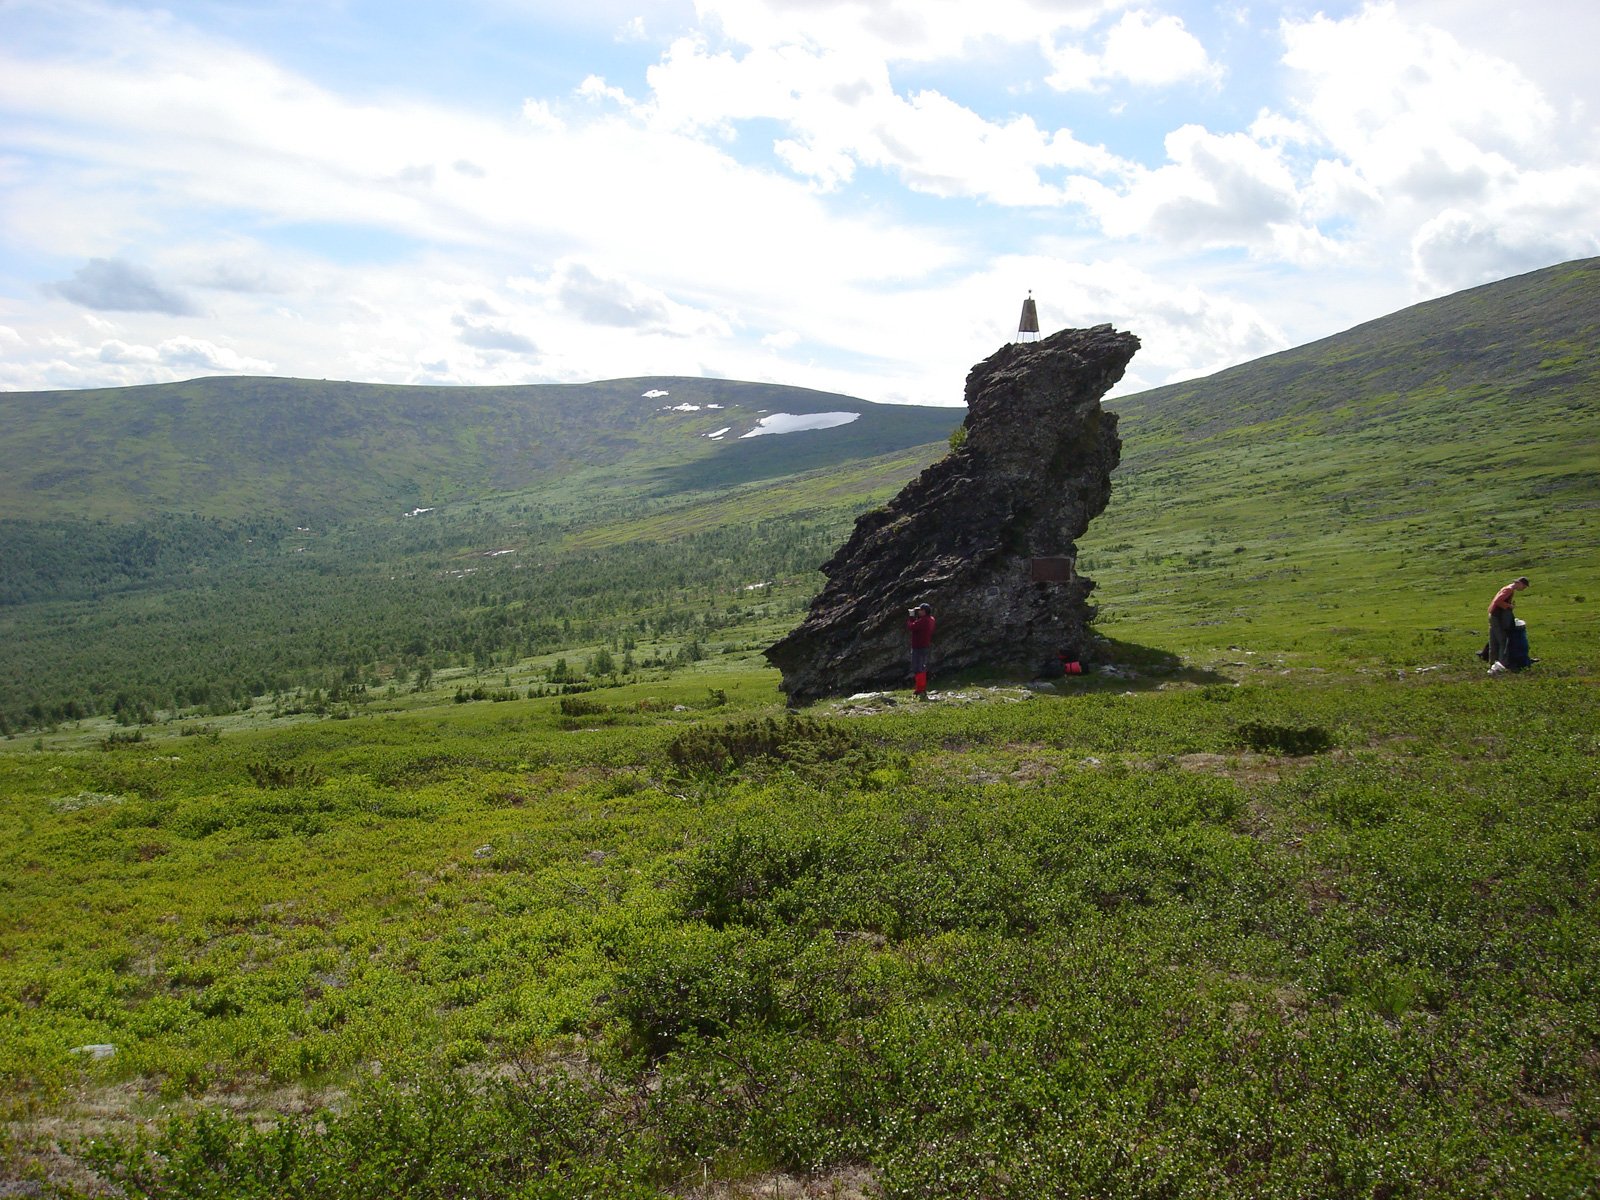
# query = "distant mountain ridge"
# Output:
<box><xmin>0</xmin><ymin>373</ymin><xmax>959</xmax><ymax>523</ymax></box>
<box><xmin>3</xmin><ymin>256</ymin><xmax>1595</xmax><ymax>531</ymax></box>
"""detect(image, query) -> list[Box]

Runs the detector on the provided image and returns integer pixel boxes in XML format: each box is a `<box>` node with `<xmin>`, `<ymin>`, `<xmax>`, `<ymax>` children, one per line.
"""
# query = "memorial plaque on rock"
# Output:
<box><xmin>1029</xmin><ymin>557</ymin><xmax>1076</xmax><ymax>583</ymax></box>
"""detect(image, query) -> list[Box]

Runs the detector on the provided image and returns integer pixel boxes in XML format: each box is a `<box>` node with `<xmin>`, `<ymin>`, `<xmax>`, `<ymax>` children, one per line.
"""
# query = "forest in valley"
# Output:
<box><xmin>0</xmin><ymin>503</ymin><xmax>856</xmax><ymax>732</ymax></box>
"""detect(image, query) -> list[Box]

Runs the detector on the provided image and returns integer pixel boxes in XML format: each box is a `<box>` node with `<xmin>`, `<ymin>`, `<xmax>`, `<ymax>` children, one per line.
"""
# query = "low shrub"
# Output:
<box><xmin>1233</xmin><ymin>720</ymin><xmax>1335</xmax><ymax>756</ymax></box>
<box><xmin>664</xmin><ymin>714</ymin><xmax>877</xmax><ymax>780</ymax></box>
<box><xmin>80</xmin><ymin>1074</ymin><xmax>670</xmax><ymax>1199</ymax></box>
<box><xmin>245</xmin><ymin>758</ymin><xmax>324</xmax><ymax>789</ymax></box>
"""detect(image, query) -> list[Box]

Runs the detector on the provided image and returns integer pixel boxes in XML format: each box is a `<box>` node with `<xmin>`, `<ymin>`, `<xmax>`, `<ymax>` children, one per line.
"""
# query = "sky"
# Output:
<box><xmin>1</xmin><ymin>0</ymin><xmax>1596</xmax><ymax>405</ymax></box>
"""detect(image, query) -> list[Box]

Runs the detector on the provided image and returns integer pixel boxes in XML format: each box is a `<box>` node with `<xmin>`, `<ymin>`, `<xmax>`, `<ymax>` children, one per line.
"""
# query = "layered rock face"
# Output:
<box><xmin>766</xmin><ymin>324</ymin><xmax>1138</xmax><ymax>704</ymax></box>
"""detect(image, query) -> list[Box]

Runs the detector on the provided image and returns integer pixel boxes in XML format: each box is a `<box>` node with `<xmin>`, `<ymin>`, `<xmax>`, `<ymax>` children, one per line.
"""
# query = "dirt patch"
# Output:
<box><xmin>1173</xmin><ymin>752</ymin><xmax>1287</xmax><ymax>784</ymax></box>
<box><xmin>957</xmin><ymin>749</ymin><xmax>1298</xmax><ymax>788</ymax></box>
<box><xmin>4</xmin><ymin>1077</ymin><xmax>346</xmax><ymax>1197</ymax></box>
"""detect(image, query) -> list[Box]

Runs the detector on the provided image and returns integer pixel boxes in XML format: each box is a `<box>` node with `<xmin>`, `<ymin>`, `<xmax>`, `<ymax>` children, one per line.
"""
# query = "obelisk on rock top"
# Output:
<box><xmin>1017</xmin><ymin>291</ymin><xmax>1040</xmax><ymax>342</ymax></box>
<box><xmin>765</xmin><ymin>323</ymin><xmax>1139</xmax><ymax>705</ymax></box>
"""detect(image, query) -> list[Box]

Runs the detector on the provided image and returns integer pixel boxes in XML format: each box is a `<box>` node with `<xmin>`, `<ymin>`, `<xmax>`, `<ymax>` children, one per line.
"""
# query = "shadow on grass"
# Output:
<box><xmin>1098</xmin><ymin>636</ymin><xmax>1233</xmax><ymax>685</ymax></box>
<box><xmin>937</xmin><ymin>637</ymin><xmax>1232</xmax><ymax>696</ymax></box>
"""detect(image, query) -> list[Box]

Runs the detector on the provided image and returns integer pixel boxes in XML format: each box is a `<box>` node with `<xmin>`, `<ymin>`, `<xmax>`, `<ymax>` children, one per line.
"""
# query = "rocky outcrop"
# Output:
<box><xmin>766</xmin><ymin>324</ymin><xmax>1138</xmax><ymax>704</ymax></box>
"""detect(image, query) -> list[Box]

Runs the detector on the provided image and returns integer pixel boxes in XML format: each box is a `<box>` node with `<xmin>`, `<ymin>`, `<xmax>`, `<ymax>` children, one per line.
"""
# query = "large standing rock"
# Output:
<box><xmin>766</xmin><ymin>324</ymin><xmax>1138</xmax><ymax>704</ymax></box>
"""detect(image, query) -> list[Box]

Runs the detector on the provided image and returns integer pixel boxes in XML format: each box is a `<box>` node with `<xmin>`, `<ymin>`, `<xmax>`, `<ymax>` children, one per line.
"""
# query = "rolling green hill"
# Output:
<box><xmin>0</xmin><ymin>374</ymin><xmax>959</xmax><ymax>523</ymax></box>
<box><xmin>1109</xmin><ymin>256</ymin><xmax>1600</xmax><ymax>439</ymax></box>
<box><xmin>1081</xmin><ymin>256</ymin><xmax>1600</xmax><ymax>659</ymax></box>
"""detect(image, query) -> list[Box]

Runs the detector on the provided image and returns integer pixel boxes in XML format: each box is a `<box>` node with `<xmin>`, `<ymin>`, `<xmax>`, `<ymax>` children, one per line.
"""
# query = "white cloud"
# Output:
<box><xmin>693</xmin><ymin>0</ymin><xmax>1120</xmax><ymax>64</ymax></box>
<box><xmin>1054</xmin><ymin>258</ymin><xmax>1288</xmax><ymax>389</ymax></box>
<box><xmin>644</xmin><ymin>31</ymin><xmax>1124</xmax><ymax>203</ymax></box>
<box><xmin>1282</xmin><ymin>3</ymin><xmax>1556</xmax><ymax>179</ymax></box>
<box><xmin>95</xmin><ymin>335</ymin><xmax>270</xmax><ymax>373</ymax></box>
<box><xmin>50</xmin><ymin>258</ymin><xmax>198</xmax><ymax>315</ymax></box>
<box><xmin>14</xmin><ymin>330</ymin><xmax>271</xmax><ymax>389</ymax></box>
<box><xmin>1410</xmin><ymin>196</ymin><xmax>1600</xmax><ymax>294</ymax></box>
<box><xmin>1404</xmin><ymin>0</ymin><xmax>1600</xmax><ymax>134</ymax></box>
<box><xmin>0</xmin><ymin>7</ymin><xmax>962</xmax><ymax>327</ymax></box>
<box><xmin>452</xmin><ymin>314</ymin><xmax>540</xmax><ymax>355</ymax></box>
<box><xmin>1272</xmin><ymin>2</ymin><xmax>1600</xmax><ymax>294</ymax></box>
<box><xmin>1098</xmin><ymin>125</ymin><xmax>1305</xmax><ymax>246</ymax></box>
<box><xmin>520</xmin><ymin>99</ymin><xmax>565</xmax><ymax>133</ymax></box>
<box><xmin>551</xmin><ymin>261</ymin><xmax>678</xmax><ymax>330</ymax></box>
<box><xmin>1045</xmin><ymin>9</ymin><xmax>1222</xmax><ymax>93</ymax></box>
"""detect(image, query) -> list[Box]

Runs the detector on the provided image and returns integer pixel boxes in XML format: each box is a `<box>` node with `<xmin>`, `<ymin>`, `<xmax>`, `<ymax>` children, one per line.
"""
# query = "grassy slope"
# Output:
<box><xmin>2</xmin><ymin>260</ymin><xmax>1599</xmax><ymax>1196</ymax></box>
<box><xmin>2</xmin><ymin>667</ymin><xmax>1596</xmax><ymax>1197</ymax></box>
<box><xmin>1082</xmin><ymin>256</ymin><xmax>1600</xmax><ymax>663</ymax></box>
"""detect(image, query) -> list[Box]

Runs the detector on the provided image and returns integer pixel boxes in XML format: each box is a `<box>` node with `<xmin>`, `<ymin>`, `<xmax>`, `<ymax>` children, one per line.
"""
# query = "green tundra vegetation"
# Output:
<box><xmin>1</xmin><ymin>259</ymin><xmax>1598</xmax><ymax>1196</ymax></box>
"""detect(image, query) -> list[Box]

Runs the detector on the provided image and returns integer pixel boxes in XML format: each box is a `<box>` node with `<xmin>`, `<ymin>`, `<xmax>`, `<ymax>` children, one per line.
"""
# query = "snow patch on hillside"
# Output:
<box><xmin>740</xmin><ymin>412</ymin><xmax>860</xmax><ymax>438</ymax></box>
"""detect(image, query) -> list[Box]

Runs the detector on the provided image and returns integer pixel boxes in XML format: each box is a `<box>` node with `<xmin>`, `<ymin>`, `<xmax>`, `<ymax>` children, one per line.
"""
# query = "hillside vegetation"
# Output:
<box><xmin>1082</xmin><ymin>256</ymin><xmax>1599</xmax><ymax>660</ymax></box>
<box><xmin>0</xmin><ymin>375</ymin><xmax>956</xmax><ymax>524</ymax></box>
<box><xmin>0</xmin><ymin>376</ymin><xmax>954</xmax><ymax>730</ymax></box>
<box><xmin>7</xmin><ymin>260</ymin><xmax>1599</xmax><ymax>732</ymax></box>
<box><xmin>1</xmin><ymin>258</ymin><xmax>1598</xmax><ymax>1197</ymax></box>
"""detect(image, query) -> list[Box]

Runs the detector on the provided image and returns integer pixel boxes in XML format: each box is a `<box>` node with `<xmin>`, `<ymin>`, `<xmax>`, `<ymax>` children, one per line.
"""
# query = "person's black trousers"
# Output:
<box><xmin>1488</xmin><ymin>607</ymin><xmax>1515</xmax><ymax>666</ymax></box>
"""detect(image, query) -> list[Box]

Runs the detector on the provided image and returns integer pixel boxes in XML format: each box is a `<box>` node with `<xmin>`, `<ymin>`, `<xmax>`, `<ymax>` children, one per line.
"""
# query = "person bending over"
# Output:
<box><xmin>1487</xmin><ymin>576</ymin><xmax>1528</xmax><ymax>672</ymax></box>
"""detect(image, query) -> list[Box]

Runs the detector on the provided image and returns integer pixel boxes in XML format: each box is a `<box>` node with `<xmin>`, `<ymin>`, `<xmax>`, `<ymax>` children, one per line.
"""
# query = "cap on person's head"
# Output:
<box><xmin>919</xmin><ymin>603</ymin><xmax>932</xmax><ymax>613</ymax></box>
<box><xmin>1516</xmin><ymin>576</ymin><xmax>1530</xmax><ymax>586</ymax></box>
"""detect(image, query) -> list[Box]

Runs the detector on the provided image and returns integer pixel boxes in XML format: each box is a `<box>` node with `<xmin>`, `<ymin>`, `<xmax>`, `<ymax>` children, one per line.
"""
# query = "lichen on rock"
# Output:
<box><xmin>766</xmin><ymin>324</ymin><xmax>1139</xmax><ymax>704</ymax></box>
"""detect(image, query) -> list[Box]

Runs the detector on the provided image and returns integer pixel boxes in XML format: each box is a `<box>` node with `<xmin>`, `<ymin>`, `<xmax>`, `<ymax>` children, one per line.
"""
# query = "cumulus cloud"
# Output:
<box><xmin>96</xmin><ymin>335</ymin><xmax>271</xmax><ymax>374</ymax></box>
<box><xmin>50</xmin><ymin>258</ymin><xmax>198</xmax><ymax>315</ymax></box>
<box><xmin>1270</xmin><ymin>2</ymin><xmax>1600</xmax><ymax>290</ymax></box>
<box><xmin>1281</xmin><ymin>3</ymin><xmax>1556</xmax><ymax>183</ymax></box>
<box><xmin>452</xmin><ymin>314</ymin><xmax>539</xmax><ymax>354</ymax></box>
<box><xmin>555</xmin><ymin>262</ymin><xmax>675</xmax><ymax>328</ymax></box>
<box><xmin>520</xmin><ymin>99</ymin><xmax>565</xmax><ymax>133</ymax></box>
<box><xmin>1045</xmin><ymin>9</ymin><xmax>1222</xmax><ymax>93</ymax></box>
<box><xmin>194</xmin><ymin>262</ymin><xmax>290</xmax><ymax>294</ymax></box>
<box><xmin>394</xmin><ymin>164</ymin><xmax>437</xmax><ymax>187</ymax></box>
<box><xmin>1410</xmin><ymin>203</ymin><xmax>1600</xmax><ymax>294</ymax></box>
<box><xmin>1131</xmin><ymin>126</ymin><xmax>1301</xmax><ymax>243</ymax></box>
<box><xmin>644</xmin><ymin>32</ymin><xmax>1123</xmax><ymax>203</ymax></box>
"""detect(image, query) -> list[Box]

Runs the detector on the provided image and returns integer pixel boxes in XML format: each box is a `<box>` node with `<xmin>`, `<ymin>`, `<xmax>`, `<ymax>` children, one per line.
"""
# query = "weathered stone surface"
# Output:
<box><xmin>766</xmin><ymin>324</ymin><xmax>1138</xmax><ymax>704</ymax></box>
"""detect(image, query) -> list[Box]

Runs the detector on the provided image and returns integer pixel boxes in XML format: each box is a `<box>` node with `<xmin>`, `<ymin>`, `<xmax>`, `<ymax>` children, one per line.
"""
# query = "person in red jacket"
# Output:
<box><xmin>1486</xmin><ymin>576</ymin><xmax>1528</xmax><ymax>672</ymax></box>
<box><xmin>906</xmin><ymin>603</ymin><xmax>935</xmax><ymax>699</ymax></box>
